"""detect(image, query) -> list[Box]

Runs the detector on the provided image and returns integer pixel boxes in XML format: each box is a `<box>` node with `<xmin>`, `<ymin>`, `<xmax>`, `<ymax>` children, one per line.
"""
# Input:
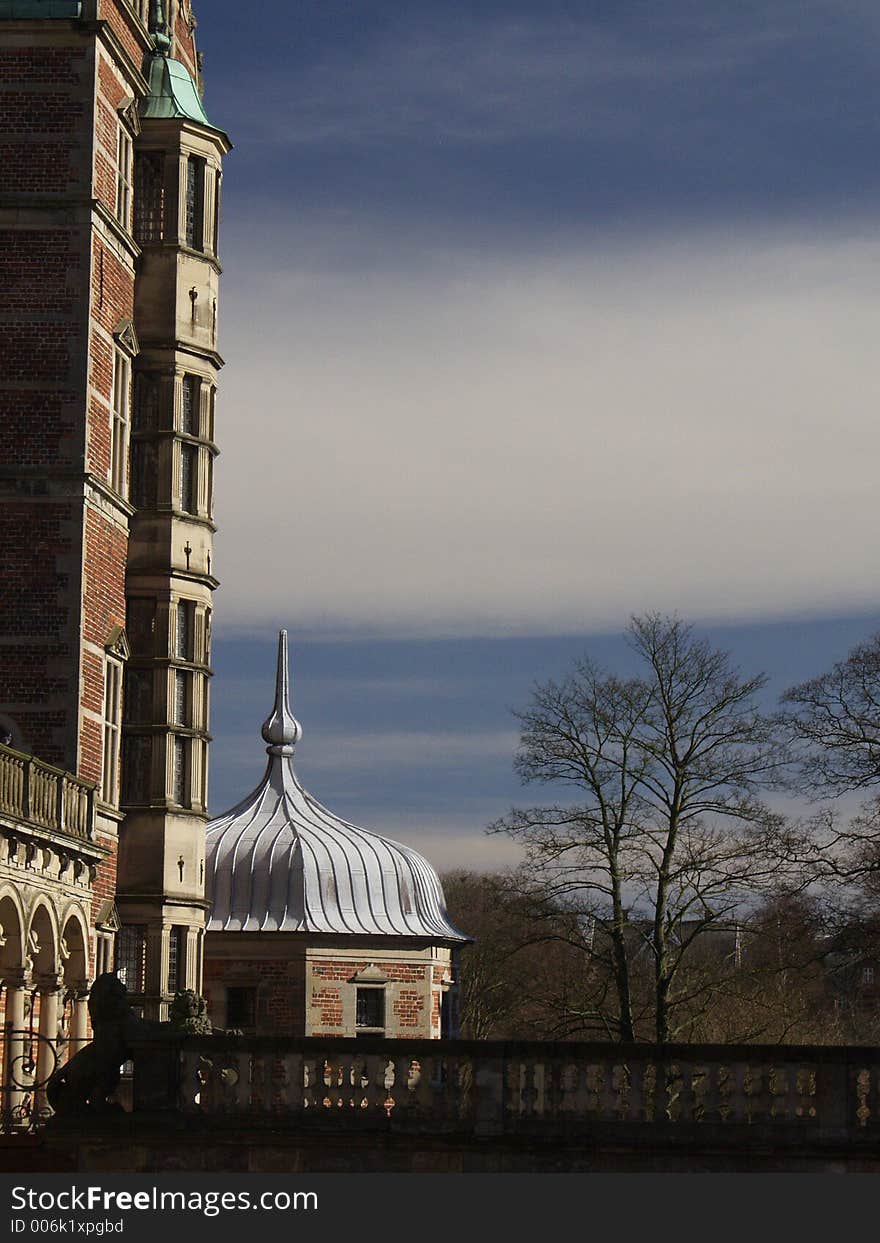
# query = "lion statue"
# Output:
<box><xmin>46</xmin><ymin>973</ymin><xmax>131</xmax><ymax>1114</ymax></box>
<box><xmin>46</xmin><ymin>973</ymin><xmax>171</xmax><ymax>1116</ymax></box>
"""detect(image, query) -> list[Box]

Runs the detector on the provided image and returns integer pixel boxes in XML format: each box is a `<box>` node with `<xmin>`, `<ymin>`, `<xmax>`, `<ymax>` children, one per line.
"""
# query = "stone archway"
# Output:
<box><xmin>26</xmin><ymin>902</ymin><xmax>61</xmax><ymax>1108</ymax></box>
<box><xmin>0</xmin><ymin>890</ymin><xmax>28</xmax><ymax>1119</ymax></box>
<box><xmin>60</xmin><ymin>909</ymin><xmax>90</xmax><ymax>1056</ymax></box>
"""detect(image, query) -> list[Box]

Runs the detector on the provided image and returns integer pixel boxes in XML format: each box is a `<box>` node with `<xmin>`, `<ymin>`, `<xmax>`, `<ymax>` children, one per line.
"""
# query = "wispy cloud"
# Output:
<box><xmin>221</xmin><ymin>6</ymin><xmax>841</xmax><ymax>149</ymax></box>
<box><xmin>214</xmin><ymin>219</ymin><xmax>880</xmax><ymax>639</ymax></box>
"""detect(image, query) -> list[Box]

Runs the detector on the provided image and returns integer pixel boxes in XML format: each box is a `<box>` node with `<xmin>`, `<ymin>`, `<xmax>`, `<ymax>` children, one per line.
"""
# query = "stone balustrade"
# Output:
<box><xmin>0</xmin><ymin>743</ymin><xmax>94</xmax><ymax>840</ymax></box>
<box><xmin>128</xmin><ymin>1035</ymin><xmax>880</xmax><ymax>1145</ymax></box>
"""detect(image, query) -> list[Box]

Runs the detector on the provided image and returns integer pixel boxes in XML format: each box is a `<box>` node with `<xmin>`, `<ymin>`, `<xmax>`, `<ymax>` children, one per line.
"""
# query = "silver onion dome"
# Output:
<box><xmin>205</xmin><ymin>631</ymin><xmax>468</xmax><ymax>940</ymax></box>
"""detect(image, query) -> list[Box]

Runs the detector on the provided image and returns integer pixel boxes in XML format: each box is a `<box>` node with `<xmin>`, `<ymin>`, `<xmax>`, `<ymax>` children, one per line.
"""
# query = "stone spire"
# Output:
<box><xmin>261</xmin><ymin>630</ymin><xmax>303</xmax><ymax>755</ymax></box>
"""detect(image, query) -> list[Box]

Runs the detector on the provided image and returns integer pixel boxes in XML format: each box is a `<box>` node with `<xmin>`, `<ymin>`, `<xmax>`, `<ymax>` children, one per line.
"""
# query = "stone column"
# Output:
<box><xmin>34</xmin><ymin>975</ymin><xmax>62</xmax><ymax>1117</ymax></box>
<box><xmin>69</xmin><ymin>984</ymin><xmax>90</xmax><ymax>1054</ymax></box>
<box><xmin>3</xmin><ymin>971</ymin><xmax>31</xmax><ymax>1127</ymax></box>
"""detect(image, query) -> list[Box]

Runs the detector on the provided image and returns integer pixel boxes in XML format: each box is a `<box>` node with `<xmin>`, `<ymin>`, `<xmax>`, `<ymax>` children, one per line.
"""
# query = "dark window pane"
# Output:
<box><xmin>134</xmin><ymin>152</ymin><xmax>164</xmax><ymax>244</ymax></box>
<box><xmin>174</xmin><ymin>670</ymin><xmax>189</xmax><ymax>725</ymax></box>
<box><xmin>180</xmin><ymin>444</ymin><xmax>197</xmax><ymax>513</ymax></box>
<box><xmin>176</xmin><ymin>601</ymin><xmax>193</xmax><ymax>660</ymax></box>
<box><xmin>185</xmin><ymin>156</ymin><xmax>205</xmax><ymax>250</ymax></box>
<box><xmin>173</xmin><ymin>735</ymin><xmax>187</xmax><ymax>804</ymax></box>
<box><xmin>226</xmin><ymin>987</ymin><xmax>256</xmax><ymax>1030</ymax></box>
<box><xmin>181</xmin><ymin>375</ymin><xmax>198</xmax><ymax>435</ymax></box>
<box><xmin>167</xmin><ymin>926</ymin><xmax>185</xmax><ymax>994</ymax></box>
<box><xmin>116</xmin><ymin>925</ymin><xmax>146</xmax><ymax>993</ymax></box>
<box><xmin>356</xmin><ymin>988</ymin><xmax>385</xmax><ymax>1029</ymax></box>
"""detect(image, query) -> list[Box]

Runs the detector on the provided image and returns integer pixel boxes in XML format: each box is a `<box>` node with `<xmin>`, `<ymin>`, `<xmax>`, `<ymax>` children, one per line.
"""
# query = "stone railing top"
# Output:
<box><xmin>122</xmin><ymin>1033</ymin><xmax>880</xmax><ymax>1143</ymax></box>
<box><xmin>0</xmin><ymin>743</ymin><xmax>96</xmax><ymax>842</ymax></box>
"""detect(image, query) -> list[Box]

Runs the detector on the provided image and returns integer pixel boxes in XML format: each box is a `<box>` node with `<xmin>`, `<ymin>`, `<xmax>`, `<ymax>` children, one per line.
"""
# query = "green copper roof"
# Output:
<box><xmin>0</xmin><ymin>1</ymin><xmax>82</xmax><ymax>15</ymax></box>
<box><xmin>141</xmin><ymin>53</ymin><xmax>223</xmax><ymax>134</ymax></box>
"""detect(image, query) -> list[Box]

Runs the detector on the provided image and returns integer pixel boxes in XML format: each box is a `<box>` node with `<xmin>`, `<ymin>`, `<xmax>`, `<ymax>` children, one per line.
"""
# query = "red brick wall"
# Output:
<box><xmin>172</xmin><ymin>3</ymin><xmax>199</xmax><ymax>80</ymax></box>
<box><xmin>202</xmin><ymin>955</ymin><xmax>307</xmax><ymax>1036</ymax></box>
<box><xmin>98</xmin><ymin>0</ymin><xmax>148</xmax><ymax>67</ymax></box>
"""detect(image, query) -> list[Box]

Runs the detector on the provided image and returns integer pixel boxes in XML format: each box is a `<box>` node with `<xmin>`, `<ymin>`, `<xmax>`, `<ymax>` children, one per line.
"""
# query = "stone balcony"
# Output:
<box><xmin>90</xmin><ymin>1034</ymin><xmax>880</xmax><ymax>1171</ymax></box>
<box><xmin>0</xmin><ymin>743</ymin><xmax>95</xmax><ymax>844</ymax></box>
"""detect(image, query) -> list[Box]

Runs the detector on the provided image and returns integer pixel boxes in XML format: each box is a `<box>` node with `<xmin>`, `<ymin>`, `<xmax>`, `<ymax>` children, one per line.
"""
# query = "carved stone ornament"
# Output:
<box><xmin>104</xmin><ymin>625</ymin><xmax>131</xmax><ymax>661</ymax></box>
<box><xmin>119</xmin><ymin>95</ymin><xmax>142</xmax><ymax>138</ymax></box>
<box><xmin>351</xmin><ymin>963</ymin><xmax>390</xmax><ymax>984</ymax></box>
<box><xmin>112</xmin><ymin>318</ymin><xmax>139</xmax><ymax>360</ymax></box>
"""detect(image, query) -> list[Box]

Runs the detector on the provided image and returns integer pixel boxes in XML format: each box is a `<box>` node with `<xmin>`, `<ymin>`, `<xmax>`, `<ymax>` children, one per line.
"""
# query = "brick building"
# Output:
<box><xmin>0</xmin><ymin>0</ymin><xmax>229</xmax><ymax>1095</ymax></box>
<box><xmin>203</xmin><ymin>632</ymin><xmax>468</xmax><ymax>1040</ymax></box>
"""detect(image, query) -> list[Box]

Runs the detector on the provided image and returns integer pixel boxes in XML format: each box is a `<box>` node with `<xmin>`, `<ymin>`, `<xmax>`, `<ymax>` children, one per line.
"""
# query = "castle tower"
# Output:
<box><xmin>115</xmin><ymin>2</ymin><xmax>230</xmax><ymax>1017</ymax></box>
<box><xmin>0</xmin><ymin>1</ymin><xmax>228</xmax><ymax>1022</ymax></box>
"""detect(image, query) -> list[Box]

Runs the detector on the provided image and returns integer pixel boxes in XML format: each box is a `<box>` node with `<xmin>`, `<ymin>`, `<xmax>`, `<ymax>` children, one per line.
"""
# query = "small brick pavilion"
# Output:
<box><xmin>202</xmin><ymin>631</ymin><xmax>468</xmax><ymax>1039</ymax></box>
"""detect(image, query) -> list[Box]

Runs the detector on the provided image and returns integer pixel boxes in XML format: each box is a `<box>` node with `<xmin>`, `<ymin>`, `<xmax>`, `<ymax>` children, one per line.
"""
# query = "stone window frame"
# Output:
<box><xmin>101</xmin><ymin>627</ymin><xmax>130</xmax><ymax>807</ymax></box>
<box><xmin>355</xmin><ymin>985</ymin><xmax>386</xmax><ymax>1034</ymax></box>
<box><xmin>94</xmin><ymin>901</ymin><xmax>120</xmax><ymax>976</ymax></box>
<box><xmin>166</xmin><ymin>925</ymin><xmax>186</xmax><ymax>995</ymax></box>
<box><xmin>352</xmin><ymin>964</ymin><xmax>389</xmax><ymax>1037</ymax></box>
<box><xmin>110</xmin><ymin>320</ymin><xmax>139</xmax><ymax>499</ymax></box>
<box><xmin>115</xmin><ymin>98</ymin><xmax>139</xmax><ymax>233</ymax></box>
<box><xmin>179</xmin><ymin>440</ymin><xmax>198</xmax><ymax>515</ymax></box>
<box><xmin>184</xmin><ymin>154</ymin><xmax>207</xmax><ymax>252</ymax></box>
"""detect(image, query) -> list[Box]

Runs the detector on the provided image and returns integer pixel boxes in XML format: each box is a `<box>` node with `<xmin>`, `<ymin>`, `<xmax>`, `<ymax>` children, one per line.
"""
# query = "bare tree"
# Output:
<box><xmin>442</xmin><ymin>870</ymin><xmax>585</xmax><ymax>1039</ymax></box>
<box><xmin>491</xmin><ymin>614</ymin><xmax>794</xmax><ymax>1043</ymax></box>
<box><xmin>783</xmin><ymin>632</ymin><xmax>880</xmax><ymax>796</ymax></box>
<box><xmin>782</xmin><ymin>632</ymin><xmax>880</xmax><ymax>903</ymax></box>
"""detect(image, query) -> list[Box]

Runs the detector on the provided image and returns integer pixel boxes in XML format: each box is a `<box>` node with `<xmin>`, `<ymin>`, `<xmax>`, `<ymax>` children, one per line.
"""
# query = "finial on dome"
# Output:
<box><xmin>149</xmin><ymin>0</ymin><xmax>172</xmax><ymax>52</ymax></box>
<box><xmin>261</xmin><ymin>630</ymin><xmax>302</xmax><ymax>754</ymax></box>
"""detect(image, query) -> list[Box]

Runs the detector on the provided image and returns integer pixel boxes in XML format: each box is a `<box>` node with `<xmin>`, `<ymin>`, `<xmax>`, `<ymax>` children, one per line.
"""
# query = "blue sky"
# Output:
<box><xmin>193</xmin><ymin>1</ymin><xmax>880</xmax><ymax>868</ymax></box>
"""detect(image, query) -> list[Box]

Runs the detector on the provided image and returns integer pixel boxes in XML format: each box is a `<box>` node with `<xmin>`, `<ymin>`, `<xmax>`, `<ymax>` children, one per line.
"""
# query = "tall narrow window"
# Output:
<box><xmin>185</xmin><ymin>155</ymin><xmax>205</xmax><ymax>250</ymax></box>
<box><xmin>180</xmin><ymin>443</ymin><xmax>197</xmax><ymax>514</ymax></box>
<box><xmin>116</xmin><ymin>126</ymin><xmax>133</xmax><ymax>228</ymax></box>
<box><xmin>133</xmin><ymin>152</ymin><xmax>164</xmax><ymax>244</ymax></box>
<box><xmin>101</xmin><ymin>657</ymin><xmax>123</xmax><ymax>805</ymax></box>
<box><xmin>110</xmin><ymin>348</ymin><xmax>131</xmax><ymax>496</ymax></box>
<box><xmin>175</xmin><ymin>600</ymin><xmax>194</xmax><ymax>660</ymax></box>
<box><xmin>116</xmin><ymin>925</ymin><xmax>146</xmax><ymax>993</ymax></box>
<box><xmin>167</xmin><ymin>926</ymin><xmax>185</xmax><ymax>994</ymax></box>
<box><xmin>173</xmin><ymin>735</ymin><xmax>187</xmax><ymax>805</ymax></box>
<box><xmin>181</xmin><ymin>374</ymin><xmax>199</xmax><ymax>435</ymax></box>
<box><xmin>173</xmin><ymin>670</ymin><xmax>189</xmax><ymax>725</ymax></box>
